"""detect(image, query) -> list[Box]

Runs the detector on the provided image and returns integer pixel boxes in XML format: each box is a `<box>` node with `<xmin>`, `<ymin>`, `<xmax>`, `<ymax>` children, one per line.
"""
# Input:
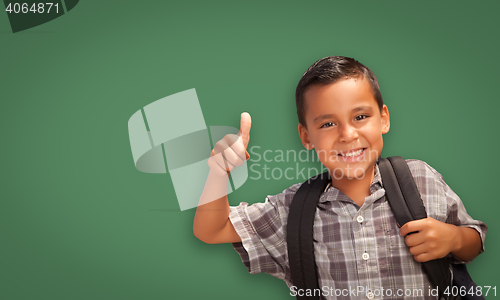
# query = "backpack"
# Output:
<box><xmin>287</xmin><ymin>156</ymin><xmax>483</xmax><ymax>300</ymax></box>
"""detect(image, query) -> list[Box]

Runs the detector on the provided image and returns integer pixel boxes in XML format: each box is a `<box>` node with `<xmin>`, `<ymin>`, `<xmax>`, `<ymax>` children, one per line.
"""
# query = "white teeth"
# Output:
<box><xmin>340</xmin><ymin>149</ymin><xmax>364</xmax><ymax>157</ymax></box>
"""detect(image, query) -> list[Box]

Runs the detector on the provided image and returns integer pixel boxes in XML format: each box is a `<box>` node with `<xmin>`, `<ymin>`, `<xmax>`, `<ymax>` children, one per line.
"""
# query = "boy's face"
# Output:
<box><xmin>298</xmin><ymin>77</ymin><xmax>390</xmax><ymax>181</ymax></box>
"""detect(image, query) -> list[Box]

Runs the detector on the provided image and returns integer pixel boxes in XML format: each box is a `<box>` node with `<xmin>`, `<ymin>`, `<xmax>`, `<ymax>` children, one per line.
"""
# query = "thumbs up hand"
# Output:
<box><xmin>208</xmin><ymin>112</ymin><xmax>251</xmax><ymax>176</ymax></box>
<box><xmin>238</xmin><ymin>112</ymin><xmax>251</xmax><ymax>150</ymax></box>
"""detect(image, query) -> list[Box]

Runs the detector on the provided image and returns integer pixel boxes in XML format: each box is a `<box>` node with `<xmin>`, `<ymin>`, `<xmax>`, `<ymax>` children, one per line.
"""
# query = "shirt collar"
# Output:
<box><xmin>319</xmin><ymin>164</ymin><xmax>383</xmax><ymax>203</ymax></box>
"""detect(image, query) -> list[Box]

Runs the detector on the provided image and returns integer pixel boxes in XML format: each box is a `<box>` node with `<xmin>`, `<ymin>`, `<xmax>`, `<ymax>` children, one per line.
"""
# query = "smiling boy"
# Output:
<box><xmin>297</xmin><ymin>76</ymin><xmax>389</xmax><ymax>207</ymax></box>
<box><xmin>193</xmin><ymin>56</ymin><xmax>487</xmax><ymax>299</ymax></box>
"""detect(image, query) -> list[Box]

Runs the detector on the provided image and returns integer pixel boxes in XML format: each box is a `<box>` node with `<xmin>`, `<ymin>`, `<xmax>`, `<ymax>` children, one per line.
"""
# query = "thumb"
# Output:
<box><xmin>238</xmin><ymin>112</ymin><xmax>252</xmax><ymax>149</ymax></box>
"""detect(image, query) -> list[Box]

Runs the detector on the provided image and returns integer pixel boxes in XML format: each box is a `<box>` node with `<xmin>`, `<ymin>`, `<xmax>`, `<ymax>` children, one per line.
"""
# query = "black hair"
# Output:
<box><xmin>295</xmin><ymin>56</ymin><xmax>383</xmax><ymax>126</ymax></box>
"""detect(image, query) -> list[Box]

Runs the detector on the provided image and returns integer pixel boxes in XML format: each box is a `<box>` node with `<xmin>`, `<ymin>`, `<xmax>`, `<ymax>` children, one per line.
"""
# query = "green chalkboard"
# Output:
<box><xmin>0</xmin><ymin>1</ymin><xmax>498</xmax><ymax>299</ymax></box>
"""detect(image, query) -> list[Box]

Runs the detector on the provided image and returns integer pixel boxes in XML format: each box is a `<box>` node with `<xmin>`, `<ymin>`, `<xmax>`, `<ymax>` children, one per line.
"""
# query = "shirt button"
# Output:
<box><xmin>366</xmin><ymin>291</ymin><xmax>375</xmax><ymax>299</ymax></box>
<box><xmin>362</xmin><ymin>252</ymin><xmax>370</xmax><ymax>260</ymax></box>
<box><xmin>356</xmin><ymin>215</ymin><xmax>364</xmax><ymax>223</ymax></box>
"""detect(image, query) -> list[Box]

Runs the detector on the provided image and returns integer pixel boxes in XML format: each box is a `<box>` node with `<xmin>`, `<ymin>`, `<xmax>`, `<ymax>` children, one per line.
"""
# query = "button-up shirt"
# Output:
<box><xmin>229</xmin><ymin>159</ymin><xmax>487</xmax><ymax>299</ymax></box>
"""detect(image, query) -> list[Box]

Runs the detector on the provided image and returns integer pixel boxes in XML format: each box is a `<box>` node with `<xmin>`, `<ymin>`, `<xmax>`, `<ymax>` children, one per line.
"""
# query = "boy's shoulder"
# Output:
<box><xmin>284</xmin><ymin>182</ymin><xmax>304</xmax><ymax>194</ymax></box>
<box><xmin>404</xmin><ymin>158</ymin><xmax>446</xmax><ymax>184</ymax></box>
<box><xmin>266</xmin><ymin>182</ymin><xmax>303</xmax><ymax>207</ymax></box>
<box><xmin>232</xmin><ymin>183</ymin><xmax>304</xmax><ymax>214</ymax></box>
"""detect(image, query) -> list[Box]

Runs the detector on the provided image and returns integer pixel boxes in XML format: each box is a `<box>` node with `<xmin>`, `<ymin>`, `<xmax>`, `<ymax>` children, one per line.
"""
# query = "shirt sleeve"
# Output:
<box><xmin>409</xmin><ymin>160</ymin><xmax>488</xmax><ymax>264</ymax></box>
<box><xmin>228</xmin><ymin>183</ymin><xmax>301</xmax><ymax>286</ymax></box>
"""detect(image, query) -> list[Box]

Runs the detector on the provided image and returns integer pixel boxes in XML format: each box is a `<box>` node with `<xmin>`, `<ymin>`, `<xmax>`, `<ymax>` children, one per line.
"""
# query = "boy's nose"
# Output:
<box><xmin>339</xmin><ymin>124</ymin><xmax>359</xmax><ymax>143</ymax></box>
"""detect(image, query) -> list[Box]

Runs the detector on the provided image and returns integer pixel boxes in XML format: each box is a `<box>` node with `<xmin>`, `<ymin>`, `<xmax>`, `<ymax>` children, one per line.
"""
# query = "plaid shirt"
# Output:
<box><xmin>229</xmin><ymin>159</ymin><xmax>487</xmax><ymax>300</ymax></box>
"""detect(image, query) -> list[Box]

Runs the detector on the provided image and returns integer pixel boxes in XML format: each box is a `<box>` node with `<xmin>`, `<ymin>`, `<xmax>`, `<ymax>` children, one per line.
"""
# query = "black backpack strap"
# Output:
<box><xmin>452</xmin><ymin>264</ymin><xmax>484</xmax><ymax>300</ymax></box>
<box><xmin>287</xmin><ymin>171</ymin><xmax>331</xmax><ymax>300</ymax></box>
<box><xmin>378</xmin><ymin>157</ymin><xmax>452</xmax><ymax>300</ymax></box>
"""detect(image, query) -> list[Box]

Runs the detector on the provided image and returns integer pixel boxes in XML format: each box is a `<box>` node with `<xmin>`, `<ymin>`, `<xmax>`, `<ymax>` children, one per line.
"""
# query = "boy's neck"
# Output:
<box><xmin>330</xmin><ymin>165</ymin><xmax>376</xmax><ymax>207</ymax></box>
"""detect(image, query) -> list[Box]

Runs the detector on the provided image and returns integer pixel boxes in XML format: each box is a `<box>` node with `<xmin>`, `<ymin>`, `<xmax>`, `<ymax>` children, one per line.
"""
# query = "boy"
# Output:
<box><xmin>193</xmin><ymin>56</ymin><xmax>487</xmax><ymax>299</ymax></box>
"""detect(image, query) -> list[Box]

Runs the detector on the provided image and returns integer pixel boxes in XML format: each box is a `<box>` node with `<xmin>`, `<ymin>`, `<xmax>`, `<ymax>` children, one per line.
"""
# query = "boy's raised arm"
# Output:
<box><xmin>193</xmin><ymin>113</ymin><xmax>251</xmax><ymax>244</ymax></box>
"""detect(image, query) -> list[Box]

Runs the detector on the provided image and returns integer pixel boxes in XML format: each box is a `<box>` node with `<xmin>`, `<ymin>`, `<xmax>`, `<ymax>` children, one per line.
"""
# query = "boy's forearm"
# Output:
<box><xmin>451</xmin><ymin>226</ymin><xmax>482</xmax><ymax>262</ymax></box>
<box><xmin>193</xmin><ymin>112</ymin><xmax>251</xmax><ymax>244</ymax></box>
<box><xmin>193</xmin><ymin>169</ymin><xmax>238</xmax><ymax>244</ymax></box>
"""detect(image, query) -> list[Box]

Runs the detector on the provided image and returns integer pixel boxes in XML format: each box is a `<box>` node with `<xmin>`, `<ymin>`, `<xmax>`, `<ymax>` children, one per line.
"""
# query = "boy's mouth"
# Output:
<box><xmin>338</xmin><ymin>148</ymin><xmax>366</xmax><ymax>158</ymax></box>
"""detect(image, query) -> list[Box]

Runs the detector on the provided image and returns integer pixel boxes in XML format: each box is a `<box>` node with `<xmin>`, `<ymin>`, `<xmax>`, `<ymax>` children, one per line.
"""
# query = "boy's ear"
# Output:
<box><xmin>381</xmin><ymin>104</ymin><xmax>390</xmax><ymax>134</ymax></box>
<box><xmin>298</xmin><ymin>123</ymin><xmax>314</xmax><ymax>150</ymax></box>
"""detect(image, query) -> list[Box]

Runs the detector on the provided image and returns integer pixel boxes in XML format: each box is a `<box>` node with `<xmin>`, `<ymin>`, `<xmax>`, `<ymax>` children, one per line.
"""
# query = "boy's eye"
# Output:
<box><xmin>355</xmin><ymin>114</ymin><xmax>368</xmax><ymax>121</ymax></box>
<box><xmin>320</xmin><ymin>122</ymin><xmax>335</xmax><ymax>128</ymax></box>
